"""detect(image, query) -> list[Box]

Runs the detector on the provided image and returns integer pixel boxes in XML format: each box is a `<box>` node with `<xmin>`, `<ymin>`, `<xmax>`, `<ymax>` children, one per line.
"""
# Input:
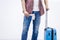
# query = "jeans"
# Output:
<box><xmin>21</xmin><ymin>11</ymin><xmax>41</xmax><ymax>40</ymax></box>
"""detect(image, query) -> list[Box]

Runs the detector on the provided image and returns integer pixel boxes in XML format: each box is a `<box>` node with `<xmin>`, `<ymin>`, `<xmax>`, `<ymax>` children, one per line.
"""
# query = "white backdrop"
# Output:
<box><xmin>0</xmin><ymin>0</ymin><xmax>60</xmax><ymax>40</ymax></box>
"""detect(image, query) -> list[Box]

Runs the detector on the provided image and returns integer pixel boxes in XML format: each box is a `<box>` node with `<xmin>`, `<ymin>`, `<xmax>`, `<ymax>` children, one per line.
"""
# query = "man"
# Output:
<box><xmin>21</xmin><ymin>0</ymin><xmax>49</xmax><ymax>40</ymax></box>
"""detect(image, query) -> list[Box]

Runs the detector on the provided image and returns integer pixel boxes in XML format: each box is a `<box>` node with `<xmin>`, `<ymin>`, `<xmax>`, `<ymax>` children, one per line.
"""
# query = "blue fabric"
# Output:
<box><xmin>21</xmin><ymin>11</ymin><xmax>41</xmax><ymax>40</ymax></box>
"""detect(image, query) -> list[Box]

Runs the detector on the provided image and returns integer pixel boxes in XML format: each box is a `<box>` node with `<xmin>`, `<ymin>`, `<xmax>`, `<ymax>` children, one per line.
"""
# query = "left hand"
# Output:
<box><xmin>46</xmin><ymin>6</ymin><xmax>49</xmax><ymax>11</ymax></box>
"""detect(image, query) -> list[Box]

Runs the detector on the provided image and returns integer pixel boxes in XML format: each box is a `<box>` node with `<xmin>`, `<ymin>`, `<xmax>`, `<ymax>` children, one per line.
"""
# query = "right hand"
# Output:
<box><xmin>23</xmin><ymin>10</ymin><xmax>30</xmax><ymax>17</ymax></box>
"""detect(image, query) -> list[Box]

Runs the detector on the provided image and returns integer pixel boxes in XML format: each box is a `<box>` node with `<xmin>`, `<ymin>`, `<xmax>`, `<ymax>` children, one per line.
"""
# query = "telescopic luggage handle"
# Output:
<box><xmin>45</xmin><ymin>10</ymin><xmax>49</xmax><ymax>28</ymax></box>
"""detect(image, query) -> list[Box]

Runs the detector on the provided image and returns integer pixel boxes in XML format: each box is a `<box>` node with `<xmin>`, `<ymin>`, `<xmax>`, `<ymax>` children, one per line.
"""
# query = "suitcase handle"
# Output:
<box><xmin>45</xmin><ymin>11</ymin><xmax>48</xmax><ymax>28</ymax></box>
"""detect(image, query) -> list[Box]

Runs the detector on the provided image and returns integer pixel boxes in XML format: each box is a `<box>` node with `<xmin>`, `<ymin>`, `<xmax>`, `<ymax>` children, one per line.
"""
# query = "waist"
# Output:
<box><xmin>32</xmin><ymin>11</ymin><xmax>40</xmax><ymax>14</ymax></box>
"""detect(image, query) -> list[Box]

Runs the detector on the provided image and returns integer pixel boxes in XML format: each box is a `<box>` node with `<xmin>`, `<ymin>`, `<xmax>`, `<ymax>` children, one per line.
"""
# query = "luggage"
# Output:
<box><xmin>44</xmin><ymin>27</ymin><xmax>57</xmax><ymax>40</ymax></box>
<box><xmin>44</xmin><ymin>11</ymin><xmax>57</xmax><ymax>40</ymax></box>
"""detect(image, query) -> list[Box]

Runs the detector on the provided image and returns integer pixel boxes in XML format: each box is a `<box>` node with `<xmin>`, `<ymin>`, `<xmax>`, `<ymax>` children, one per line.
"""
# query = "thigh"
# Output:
<box><xmin>23</xmin><ymin>16</ymin><xmax>32</xmax><ymax>31</ymax></box>
<box><xmin>33</xmin><ymin>11</ymin><xmax>41</xmax><ymax>32</ymax></box>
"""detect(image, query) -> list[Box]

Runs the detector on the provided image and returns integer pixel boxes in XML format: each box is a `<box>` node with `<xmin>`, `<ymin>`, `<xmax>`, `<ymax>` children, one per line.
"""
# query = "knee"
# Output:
<box><xmin>34</xmin><ymin>26</ymin><xmax>39</xmax><ymax>34</ymax></box>
<box><xmin>34</xmin><ymin>29</ymin><xmax>39</xmax><ymax>34</ymax></box>
<box><xmin>22</xmin><ymin>27</ymin><xmax>29</xmax><ymax>35</ymax></box>
<box><xmin>22</xmin><ymin>28</ymin><xmax>28</xmax><ymax>34</ymax></box>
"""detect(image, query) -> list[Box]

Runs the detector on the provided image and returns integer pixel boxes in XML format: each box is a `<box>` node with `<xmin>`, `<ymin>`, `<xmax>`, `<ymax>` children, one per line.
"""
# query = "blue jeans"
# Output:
<box><xmin>21</xmin><ymin>11</ymin><xmax>41</xmax><ymax>40</ymax></box>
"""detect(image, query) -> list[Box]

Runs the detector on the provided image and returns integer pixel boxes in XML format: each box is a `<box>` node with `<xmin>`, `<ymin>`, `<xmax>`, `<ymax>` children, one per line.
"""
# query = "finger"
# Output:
<box><xmin>46</xmin><ymin>8</ymin><xmax>49</xmax><ymax>11</ymax></box>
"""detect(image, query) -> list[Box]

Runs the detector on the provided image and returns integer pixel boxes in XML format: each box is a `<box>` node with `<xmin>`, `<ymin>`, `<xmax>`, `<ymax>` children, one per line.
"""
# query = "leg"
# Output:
<box><xmin>31</xmin><ymin>11</ymin><xmax>41</xmax><ymax>40</ymax></box>
<box><xmin>21</xmin><ymin>16</ymin><xmax>32</xmax><ymax>40</ymax></box>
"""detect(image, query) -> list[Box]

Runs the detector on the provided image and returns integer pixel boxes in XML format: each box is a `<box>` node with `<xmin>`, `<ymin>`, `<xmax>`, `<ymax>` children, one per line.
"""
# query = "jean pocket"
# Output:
<box><xmin>24</xmin><ymin>15</ymin><xmax>32</xmax><ymax>19</ymax></box>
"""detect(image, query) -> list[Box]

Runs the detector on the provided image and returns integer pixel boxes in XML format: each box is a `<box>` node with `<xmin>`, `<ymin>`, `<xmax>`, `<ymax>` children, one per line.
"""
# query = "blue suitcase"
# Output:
<box><xmin>44</xmin><ymin>11</ymin><xmax>57</xmax><ymax>40</ymax></box>
<box><xmin>44</xmin><ymin>27</ymin><xmax>57</xmax><ymax>40</ymax></box>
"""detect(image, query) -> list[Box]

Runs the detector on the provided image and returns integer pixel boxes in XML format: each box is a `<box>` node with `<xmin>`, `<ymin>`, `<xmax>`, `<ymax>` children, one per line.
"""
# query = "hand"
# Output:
<box><xmin>23</xmin><ymin>10</ymin><xmax>30</xmax><ymax>17</ymax></box>
<box><xmin>46</xmin><ymin>8</ymin><xmax>49</xmax><ymax>11</ymax></box>
<box><xmin>46</xmin><ymin>7</ymin><xmax>49</xmax><ymax>11</ymax></box>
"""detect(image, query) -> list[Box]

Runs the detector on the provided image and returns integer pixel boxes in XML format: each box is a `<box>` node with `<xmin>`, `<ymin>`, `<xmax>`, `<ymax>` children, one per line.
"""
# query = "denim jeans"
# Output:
<box><xmin>21</xmin><ymin>11</ymin><xmax>41</xmax><ymax>40</ymax></box>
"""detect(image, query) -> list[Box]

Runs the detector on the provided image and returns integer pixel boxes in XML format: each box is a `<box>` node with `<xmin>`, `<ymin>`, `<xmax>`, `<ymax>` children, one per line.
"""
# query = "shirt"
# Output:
<box><xmin>33</xmin><ymin>0</ymin><xmax>39</xmax><ymax>11</ymax></box>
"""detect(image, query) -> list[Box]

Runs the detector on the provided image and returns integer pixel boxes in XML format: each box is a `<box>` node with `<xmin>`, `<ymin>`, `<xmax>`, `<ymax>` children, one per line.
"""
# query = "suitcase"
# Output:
<box><xmin>44</xmin><ymin>11</ymin><xmax>57</xmax><ymax>40</ymax></box>
<box><xmin>44</xmin><ymin>27</ymin><xmax>57</xmax><ymax>40</ymax></box>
